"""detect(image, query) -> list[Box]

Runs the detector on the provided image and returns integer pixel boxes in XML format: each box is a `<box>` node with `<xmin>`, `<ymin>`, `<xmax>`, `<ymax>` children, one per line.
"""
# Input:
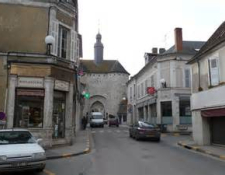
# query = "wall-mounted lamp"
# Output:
<box><xmin>160</xmin><ymin>78</ymin><xmax>167</xmax><ymax>88</ymax></box>
<box><xmin>45</xmin><ymin>35</ymin><xmax>55</xmax><ymax>55</ymax></box>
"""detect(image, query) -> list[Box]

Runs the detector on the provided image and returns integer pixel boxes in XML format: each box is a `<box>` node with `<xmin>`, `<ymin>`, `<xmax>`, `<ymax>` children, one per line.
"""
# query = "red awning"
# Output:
<box><xmin>201</xmin><ymin>108</ymin><xmax>225</xmax><ymax>117</ymax></box>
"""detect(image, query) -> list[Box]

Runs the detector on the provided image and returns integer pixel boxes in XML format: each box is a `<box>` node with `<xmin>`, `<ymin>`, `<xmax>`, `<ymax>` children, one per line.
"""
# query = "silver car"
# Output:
<box><xmin>0</xmin><ymin>129</ymin><xmax>46</xmax><ymax>173</ymax></box>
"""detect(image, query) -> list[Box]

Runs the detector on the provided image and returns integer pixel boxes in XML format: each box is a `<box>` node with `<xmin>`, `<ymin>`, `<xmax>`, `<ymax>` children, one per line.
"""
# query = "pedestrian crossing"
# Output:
<box><xmin>91</xmin><ymin>129</ymin><xmax>129</xmax><ymax>134</ymax></box>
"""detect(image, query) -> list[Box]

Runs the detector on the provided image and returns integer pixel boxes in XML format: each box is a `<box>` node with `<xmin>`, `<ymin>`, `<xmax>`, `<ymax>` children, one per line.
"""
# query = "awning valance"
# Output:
<box><xmin>201</xmin><ymin>108</ymin><xmax>225</xmax><ymax>117</ymax></box>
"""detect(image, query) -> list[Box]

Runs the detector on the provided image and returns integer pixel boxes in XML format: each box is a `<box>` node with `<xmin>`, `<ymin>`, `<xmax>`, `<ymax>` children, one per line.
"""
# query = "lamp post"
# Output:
<box><xmin>45</xmin><ymin>35</ymin><xmax>55</xmax><ymax>55</ymax></box>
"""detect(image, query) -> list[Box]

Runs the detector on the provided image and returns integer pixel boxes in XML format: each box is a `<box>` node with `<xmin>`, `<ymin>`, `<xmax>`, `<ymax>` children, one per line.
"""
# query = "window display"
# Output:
<box><xmin>14</xmin><ymin>89</ymin><xmax>44</xmax><ymax>128</ymax></box>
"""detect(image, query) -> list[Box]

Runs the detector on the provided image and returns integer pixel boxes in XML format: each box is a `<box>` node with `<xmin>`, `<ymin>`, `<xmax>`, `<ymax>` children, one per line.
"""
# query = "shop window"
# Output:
<box><xmin>14</xmin><ymin>89</ymin><xmax>44</xmax><ymax>128</ymax></box>
<box><xmin>161</xmin><ymin>101</ymin><xmax>172</xmax><ymax>116</ymax></box>
<box><xmin>161</xmin><ymin>101</ymin><xmax>172</xmax><ymax>124</ymax></box>
<box><xmin>180</xmin><ymin>100</ymin><xmax>192</xmax><ymax>124</ymax></box>
<box><xmin>53</xmin><ymin>91</ymin><xmax>66</xmax><ymax>139</ymax></box>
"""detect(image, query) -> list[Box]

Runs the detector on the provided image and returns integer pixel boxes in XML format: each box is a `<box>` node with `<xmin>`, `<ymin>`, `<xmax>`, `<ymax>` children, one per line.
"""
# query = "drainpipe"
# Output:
<box><xmin>197</xmin><ymin>60</ymin><xmax>201</xmax><ymax>91</ymax></box>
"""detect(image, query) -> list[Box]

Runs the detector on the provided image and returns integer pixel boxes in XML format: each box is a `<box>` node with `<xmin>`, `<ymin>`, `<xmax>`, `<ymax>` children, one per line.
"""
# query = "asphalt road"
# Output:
<box><xmin>4</xmin><ymin>126</ymin><xmax>225</xmax><ymax>175</ymax></box>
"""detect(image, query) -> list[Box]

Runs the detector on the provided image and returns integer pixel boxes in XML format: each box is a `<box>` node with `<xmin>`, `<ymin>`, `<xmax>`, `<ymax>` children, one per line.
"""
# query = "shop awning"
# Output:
<box><xmin>201</xmin><ymin>108</ymin><xmax>225</xmax><ymax>117</ymax></box>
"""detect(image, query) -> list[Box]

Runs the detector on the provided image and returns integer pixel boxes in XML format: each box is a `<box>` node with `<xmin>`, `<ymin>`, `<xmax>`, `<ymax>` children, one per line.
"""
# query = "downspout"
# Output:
<box><xmin>197</xmin><ymin>60</ymin><xmax>202</xmax><ymax>91</ymax></box>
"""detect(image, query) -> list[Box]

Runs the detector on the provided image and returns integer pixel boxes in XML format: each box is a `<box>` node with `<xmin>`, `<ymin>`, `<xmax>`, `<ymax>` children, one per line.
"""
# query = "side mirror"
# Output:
<box><xmin>36</xmin><ymin>138</ymin><xmax>43</xmax><ymax>144</ymax></box>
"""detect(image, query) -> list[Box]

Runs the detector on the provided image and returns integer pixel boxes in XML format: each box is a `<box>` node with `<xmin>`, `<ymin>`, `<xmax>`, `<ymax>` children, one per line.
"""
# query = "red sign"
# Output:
<box><xmin>147</xmin><ymin>87</ymin><xmax>156</xmax><ymax>95</ymax></box>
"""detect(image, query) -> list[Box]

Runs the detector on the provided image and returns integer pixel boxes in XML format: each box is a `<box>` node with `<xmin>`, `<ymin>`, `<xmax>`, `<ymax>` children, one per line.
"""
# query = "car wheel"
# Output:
<box><xmin>117</xmin><ymin>125</ymin><xmax>119</xmax><ymax>127</ymax></box>
<box><xmin>155</xmin><ymin>137</ymin><xmax>161</xmax><ymax>142</ymax></box>
<box><xmin>109</xmin><ymin>125</ymin><xmax>111</xmax><ymax>127</ymax></box>
<box><xmin>135</xmin><ymin>134</ymin><xmax>139</xmax><ymax>141</ymax></box>
<box><xmin>129</xmin><ymin>133</ymin><xmax>132</xmax><ymax>138</ymax></box>
<box><xmin>36</xmin><ymin>166</ymin><xmax>45</xmax><ymax>172</ymax></box>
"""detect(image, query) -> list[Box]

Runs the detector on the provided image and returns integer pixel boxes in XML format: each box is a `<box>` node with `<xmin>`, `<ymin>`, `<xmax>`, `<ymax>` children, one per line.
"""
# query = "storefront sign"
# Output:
<box><xmin>55</xmin><ymin>80</ymin><xmax>69</xmax><ymax>92</ymax></box>
<box><xmin>18</xmin><ymin>77</ymin><xmax>44</xmax><ymax>88</ymax></box>
<box><xmin>17</xmin><ymin>89</ymin><xmax>45</xmax><ymax>96</ymax></box>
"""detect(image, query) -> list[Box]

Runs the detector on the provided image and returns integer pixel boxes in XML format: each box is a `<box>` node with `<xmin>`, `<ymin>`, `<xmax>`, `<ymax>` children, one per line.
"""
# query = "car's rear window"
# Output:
<box><xmin>92</xmin><ymin>115</ymin><xmax>103</xmax><ymax>119</ymax></box>
<box><xmin>139</xmin><ymin>122</ymin><xmax>155</xmax><ymax>128</ymax></box>
<box><xmin>0</xmin><ymin>131</ymin><xmax>36</xmax><ymax>145</ymax></box>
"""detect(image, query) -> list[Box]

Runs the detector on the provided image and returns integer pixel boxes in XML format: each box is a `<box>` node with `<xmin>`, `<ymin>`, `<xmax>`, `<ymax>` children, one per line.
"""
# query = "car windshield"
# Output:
<box><xmin>139</xmin><ymin>122</ymin><xmax>155</xmax><ymax>128</ymax></box>
<box><xmin>0</xmin><ymin>131</ymin><xmax>36</xmax><ymax>145</ymax></box>
<box><xmin>92</xmin><ymin>115</ymin><xmax>103</xmax><ymax>119</ymax></box>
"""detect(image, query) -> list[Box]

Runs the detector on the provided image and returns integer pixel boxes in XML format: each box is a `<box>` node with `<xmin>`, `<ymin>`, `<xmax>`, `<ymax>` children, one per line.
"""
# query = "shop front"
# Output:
<box><xmin>7</xmin><ymin>75</ymin><xmax>74</xmax><ymax>148</ymax></box>
<box><xmin>201</xmin><ymin>108</ymin><xmax>225</xmax><ymax>146</ymax></box>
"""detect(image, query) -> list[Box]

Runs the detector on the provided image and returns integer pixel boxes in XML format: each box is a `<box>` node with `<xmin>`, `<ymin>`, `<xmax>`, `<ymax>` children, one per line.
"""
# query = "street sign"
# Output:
<box><xmin>147</xmin><ymin>87</ymin><xmax>156</xmax><ymax>95</ymax></box>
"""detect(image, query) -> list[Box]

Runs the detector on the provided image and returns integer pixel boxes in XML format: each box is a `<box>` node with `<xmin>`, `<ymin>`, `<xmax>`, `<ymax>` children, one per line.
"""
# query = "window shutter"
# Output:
<box><xmin>50</xmin><ymin>21</ymin><xmax>58</xmax><ymax>56</ymax></box>
<box><xmin>210</xmin><ymin>58</ymin><xmax>219</xmax><ymax>86</ymax></box>
<box><xmin>70</xmin><ymin>30</ymin><xmax>76</xmax><ymax>62</ymax></box>
<box><xmin>185</xmin><ymin>69</ymin><xmax>190</xmax><ymax>87</ymax></box>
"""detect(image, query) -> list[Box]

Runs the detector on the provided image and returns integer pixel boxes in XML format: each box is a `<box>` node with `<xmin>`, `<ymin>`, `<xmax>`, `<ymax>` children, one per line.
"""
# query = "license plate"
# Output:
<box><xmin>147</xmin><ymin>134</ymin><xmax>155</xmax><ymax>137</ymax></box>
<box><xmin>12</xmin><ymin>162</ymin><xmax>27</xmax><ymax>167</ymax></box>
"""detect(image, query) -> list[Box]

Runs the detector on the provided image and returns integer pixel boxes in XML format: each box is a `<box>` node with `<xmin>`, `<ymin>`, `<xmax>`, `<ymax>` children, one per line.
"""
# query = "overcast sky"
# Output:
<box><xmin>79</xmin><ymin>0</ymin><xmax>225</xmax><ymax>76</ymax></box>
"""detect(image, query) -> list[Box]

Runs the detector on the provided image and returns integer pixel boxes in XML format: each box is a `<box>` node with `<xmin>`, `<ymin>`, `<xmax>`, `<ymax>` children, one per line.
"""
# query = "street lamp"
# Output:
<box><xmin>45</xmin><ymin>35</ymin><xmax>55</xmax><ymax>55</ymax></box>
<box><xmin>160</xmin><ymin>78</ymin><xmax>167</xmax><ymax>88</ymax></box>
<box><xmin>122</xmin><ymin>97</ymin><xmax>126</xmax><ymax>101</ymax></box>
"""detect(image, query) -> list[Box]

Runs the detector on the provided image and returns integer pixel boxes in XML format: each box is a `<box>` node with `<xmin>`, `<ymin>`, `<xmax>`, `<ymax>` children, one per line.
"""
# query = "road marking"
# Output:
<box><xmin>62</xmin><ymin>153</ymin><xmax>72</xmax><ymax>158</ymax></box>
<box><xmin>192</xmin><ymin>146</ymin><xmax>199</xmax><ymax>150</ymax></box>
<box><xmin>44</xmin><ymin>169</ymin><xmax>55</xmax><ymax>175</ymax></box>
<box><xmin>99</xmin><ymin>130</ymin><xmax>104</xmax><ymax>133</ymax></box>
<box><xmin>220</xmin><ymin>155</ymin><xmax>225</xmax><ymax>160</ymax></box>
<box><xmin>91</xmin><ymin>131</ymin><xmax>96</xmax><ymax>133</ymax></box>
<box><xmin>107</xmin><ymin>130</ymin><xmax>112</xmax><ymax>132</ymax></box>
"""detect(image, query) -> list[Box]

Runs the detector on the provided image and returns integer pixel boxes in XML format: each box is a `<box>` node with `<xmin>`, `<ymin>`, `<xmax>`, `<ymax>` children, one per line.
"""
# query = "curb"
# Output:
<box><xmin>46</xmin><ymin>130</ymin><xmax>91</xmax><ymax>160</ymax></box>
<box><xmin>177</xmin><ymin>141</ymin><xmax>225</xmax><ymax>161</ymax></box>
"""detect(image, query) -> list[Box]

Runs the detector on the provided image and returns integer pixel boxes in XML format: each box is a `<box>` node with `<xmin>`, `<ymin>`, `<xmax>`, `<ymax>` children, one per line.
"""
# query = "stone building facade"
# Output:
<box><xmin>80</xmin><ymin>33</ymin><xmax>129</xmax><ymax>123</ymax></box>
<box><xmin>0</xmin><ymin>0</ymin><xmax>82</xmax><ymax>148</ymax></box>
<box><xmin>188</xmin><ymin>22</ymin><xmax>225</xmax><ymax>145</ymax></box>
<box><xmin>127</xmin><ymin>28</ymin><xmax>205</xmax><ymax>132</ymax></box>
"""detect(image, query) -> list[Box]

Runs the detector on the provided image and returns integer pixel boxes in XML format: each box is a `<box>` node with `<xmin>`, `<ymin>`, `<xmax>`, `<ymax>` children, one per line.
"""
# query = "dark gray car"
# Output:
<box><xmin>129</xmin><ymin>121</ymin><xmax>161</xmax><ymax>141</ymax></box>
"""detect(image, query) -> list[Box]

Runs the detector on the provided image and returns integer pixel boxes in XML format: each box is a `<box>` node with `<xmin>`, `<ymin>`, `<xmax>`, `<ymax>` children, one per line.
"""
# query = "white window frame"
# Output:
<box><xmin>208</xmin><ymin>55</ymin><xmax>220</xmax><ymax>86</ymax></box>
<box><xmin>58</xmin><ymin>25</ymin><xmax>70</xmax><ymax>59</ymax></box>
<box><xmin>184</xmin><ymin>68</ymin><xmax>191</xmax><ymax>88</ymax></box>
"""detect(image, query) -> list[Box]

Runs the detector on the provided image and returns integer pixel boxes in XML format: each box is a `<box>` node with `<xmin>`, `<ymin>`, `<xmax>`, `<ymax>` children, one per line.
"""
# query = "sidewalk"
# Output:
<box><xmin>45</xmin><ymin>129</ymin><xmax>91</xmax><ymax>160</ymax></box>
<box><xmin>178</xmin><ymin>140</ymin><xmax>225</xmax><ymax>161</ymax></box>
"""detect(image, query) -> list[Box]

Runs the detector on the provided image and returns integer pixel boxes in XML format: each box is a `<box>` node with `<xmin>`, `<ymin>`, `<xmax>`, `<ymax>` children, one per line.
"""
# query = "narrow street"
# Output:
<box><xmin>7</xmin><ymin>126</ymin><xmax>225</xmax><ymax>175</ymax></box>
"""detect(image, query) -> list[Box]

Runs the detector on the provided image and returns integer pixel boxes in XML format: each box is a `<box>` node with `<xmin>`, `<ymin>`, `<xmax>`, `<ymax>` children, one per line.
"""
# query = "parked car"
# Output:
<box><xmin>108</xmin><ymin>116</ymin><xmax>119</xmax><ymax>127</ymax></box>
<box><xmin>90</xmin><ymin>112</ymin><xmax>104</xmax><ymax>128</ymax></box>
<box><xmin>129</xmin><ymin>121</ymin><xmax>161</xmax><ymax>141</ymax></box>
<box><xmin>0</xmin><ymin>129</ymin><xmax>46</xmax><ymax>173</ymax></box>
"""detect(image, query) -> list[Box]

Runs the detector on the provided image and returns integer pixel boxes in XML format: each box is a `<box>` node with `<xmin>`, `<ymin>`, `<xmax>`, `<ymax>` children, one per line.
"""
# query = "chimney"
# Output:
<box><xmin>174</xmin><ymin>28</ymin><xmax>183</xmax><ymax>52</ymax></box>
<box><xmin>159</xmin><ymin>48</ymin><xmax>166</xmax><ymax>54</ymax></box>
<box><xmin>152</xmin><ymin>47</ymin><xmax>158</xmax><ymax>54</ymax></box>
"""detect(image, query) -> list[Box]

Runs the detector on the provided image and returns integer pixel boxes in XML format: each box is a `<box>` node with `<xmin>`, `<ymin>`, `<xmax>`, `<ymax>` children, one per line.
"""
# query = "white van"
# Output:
<box><xmin>90</xmin><ymin>112</ymin><xmax>104</xmax><ymax>128</ymax></box>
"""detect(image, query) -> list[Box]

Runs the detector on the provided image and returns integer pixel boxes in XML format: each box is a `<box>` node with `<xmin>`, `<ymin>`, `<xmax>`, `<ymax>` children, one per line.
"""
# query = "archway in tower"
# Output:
<box><xmin>90</xmin><ymin>101</ymin><xmax>105</xmax><ymax>115</ymax></box>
